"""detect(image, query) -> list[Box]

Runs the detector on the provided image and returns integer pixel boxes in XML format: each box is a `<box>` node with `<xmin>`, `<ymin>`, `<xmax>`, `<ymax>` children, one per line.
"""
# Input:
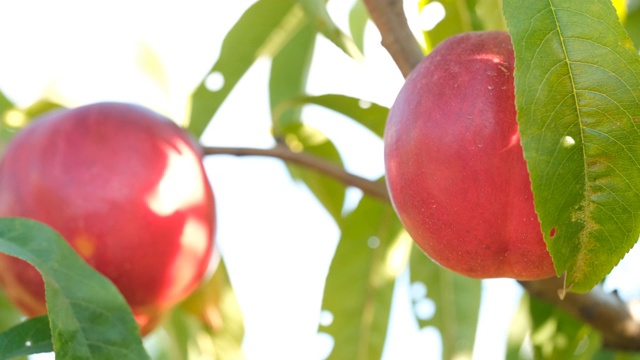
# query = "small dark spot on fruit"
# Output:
<box><xmin>549</xmin><ymin>227</ymin><xmax>556</xmax><ymax>238</ymax></box>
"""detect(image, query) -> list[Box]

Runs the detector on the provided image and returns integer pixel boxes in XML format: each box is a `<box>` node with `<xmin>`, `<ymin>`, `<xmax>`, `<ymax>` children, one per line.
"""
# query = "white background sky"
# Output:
<box><xmin>1</xmin><ymin>1</ymin><xmax>640</xmax><ymax>359</ymax></box>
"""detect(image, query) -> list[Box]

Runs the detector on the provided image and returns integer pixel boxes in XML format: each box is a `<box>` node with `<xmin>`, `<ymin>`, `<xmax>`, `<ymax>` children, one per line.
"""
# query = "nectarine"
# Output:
<box><xmin>0</xmin><ymin>102</ymin><xmax>215</xmax><ymax>334</ymax></box>
<box><xmin>384</xmin><ymin>31</ymin><xmax>555</xmax><ymax>280</ymax></box>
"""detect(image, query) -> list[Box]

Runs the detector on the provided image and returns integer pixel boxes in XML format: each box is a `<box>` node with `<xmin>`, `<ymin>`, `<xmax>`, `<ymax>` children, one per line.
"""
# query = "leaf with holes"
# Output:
<box><xmin>504</xmin><ymin>0</ymin><xmax>640</xmax><ymax>292</ymax></box>
<box><xmin>188</xmin><ymin>0</ymin><xmax>298</xmax><ymax>136</ymax></box>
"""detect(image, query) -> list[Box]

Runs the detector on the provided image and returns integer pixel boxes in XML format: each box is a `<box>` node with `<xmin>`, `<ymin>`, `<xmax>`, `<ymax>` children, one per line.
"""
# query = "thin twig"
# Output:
<box><xmin>202</xmin><ymin>145</ymin><xmax>390</xmax><ymax>202</ymax></box>
<box><xmin>362</xmin><ymin>0</ymin><xmax>424</xmax><ymax>78</ymax></box>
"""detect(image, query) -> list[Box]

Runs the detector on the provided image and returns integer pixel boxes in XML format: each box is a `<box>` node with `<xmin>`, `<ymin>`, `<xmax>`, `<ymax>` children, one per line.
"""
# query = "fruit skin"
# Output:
<box><xmin>0</xmin><ymin>102</ymin><xmax>215</xmax><ymax>334</ymax></box>
<box><xmin>384</xmin><ymin>31</ymin><xmax>555</xmax><ymax>280</ymax></box>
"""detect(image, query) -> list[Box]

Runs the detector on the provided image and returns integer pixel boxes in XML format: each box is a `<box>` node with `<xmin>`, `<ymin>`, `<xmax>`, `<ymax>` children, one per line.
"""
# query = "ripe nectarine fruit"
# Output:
<box><xmin>0</xmin><ymin>102</ymin><xmax>215</xmax><ymax>334</ymax></box>
<box><xmin>384</xmin><ymin>31</ymin><xmax>555</xmax><ymax>280</ymax></box>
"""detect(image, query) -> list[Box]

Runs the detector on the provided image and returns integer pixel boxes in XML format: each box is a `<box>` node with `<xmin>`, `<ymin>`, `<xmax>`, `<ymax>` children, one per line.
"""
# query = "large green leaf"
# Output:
<box><xmin>409</xmin><ymin>246</ymin><xmax>481</xmax><ymax>359</ymax></box>
<box><xmin>274</xmin><ymin>94</ymin><xmax>389</xmax><ymax>138</ymax></box>
<box><xmin>503</xmin><ymin>0</ymin><xmax>640</xmax><ymax>292</ymax></box>
<box><xmin>0</xmin><ymin>218</ymin><xmax>149</xmax><ymax>359</ymax></box>
<box><xmin>320</xmin><ymin>196</ymin><xmax>407</xmax><ymax>360</ymax></box>
<box><xmin>187</xmin><ymin>0</ymin><xmax>298</xmax><ymax>136</ymax></box>
<box><xmin>0</xmin><ymin>316</ymin><xmax>52</xmax><ymax>359</ymax></box>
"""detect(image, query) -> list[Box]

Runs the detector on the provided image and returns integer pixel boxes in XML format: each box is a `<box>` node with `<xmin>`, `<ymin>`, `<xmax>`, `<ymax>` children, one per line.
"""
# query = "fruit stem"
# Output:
<box><xmin>202</xmin><ymin>145</ymin><xmax>390</xmax><ymax>202</ymax></box>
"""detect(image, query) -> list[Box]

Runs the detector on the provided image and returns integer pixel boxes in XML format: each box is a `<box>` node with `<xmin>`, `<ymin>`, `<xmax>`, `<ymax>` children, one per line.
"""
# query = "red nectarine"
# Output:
<box><xmin>0</xmin><ymin>102</ymin><xmax>215</xmax><ymax>334</ymax></box>
<box><xmin>384</xmin><ymin>31</ymin><xmax>555</xmax><ymax>280</ymax></box>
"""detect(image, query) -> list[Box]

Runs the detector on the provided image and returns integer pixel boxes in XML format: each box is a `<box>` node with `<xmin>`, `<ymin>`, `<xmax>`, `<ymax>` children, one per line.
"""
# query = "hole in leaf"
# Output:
<box><xmin>319</xmin><ymin>310</ymin><xmax>334</xmax><ymax>327</ymax></box>
<box><xmin>205</xmin><ymin>71</ymin><xmax>225</xmax><ymax>92</ymax></box>
<box><xmin>414</xmin><ymin>298</ymin><xmax>436</xmax><ymax>320</ymax></box>
<box><xmin>549</xmin><ymin>227</ymin><xmax>556</xmax><ymax>238</ymax></box>
<box><xmin>561</xmin><ymin>135</ymin><xmax>575</xmax><ymax>148</ymax></box>
<box><xmin>315</xmin><ymin>332</ymin><xmax>335</xmax><ymax>359</ymax></box>
<box><xmin>367</xmin><ymin>236</ymin><xmax>380</xmax><ymax>249</ymax></box>
<box><xmin>358</xmin><ymin>100</ymin><xmax>372</xmax><ymax>109</ymax></box>
<box><xmin>410</xmin><ymin>281</ymin><xmax>427</xmax><ymax>300</ymax></box>
<box><xmin>418</xmin><ymin>2</ymin><xmax>446</xmax><ymax>31</ymax></box>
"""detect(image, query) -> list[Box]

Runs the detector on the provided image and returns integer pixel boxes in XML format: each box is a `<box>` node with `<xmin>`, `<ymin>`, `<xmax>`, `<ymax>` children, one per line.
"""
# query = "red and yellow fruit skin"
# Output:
<box><xmin>384</xmin><ymin>31</ymin><xmax>556</xmax><ymax>280</ymax></box>
<box><xmin>0</xmin><ymin>102</ymin><xmax>215</xmax><ymax>334</ymax></box>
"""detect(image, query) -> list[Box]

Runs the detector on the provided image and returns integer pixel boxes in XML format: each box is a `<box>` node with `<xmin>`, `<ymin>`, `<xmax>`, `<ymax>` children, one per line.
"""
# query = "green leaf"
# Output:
<box><xmin>0</xmin><ymin>89</ymin><xmax>11</xmax><ymax>115</ymax></box>
<box><xmin>0</xmin><ymin>218</ymin><xmax>149</xmax><ymax>360</ymax></box>
<box><xmin>503</xmin><ymin>0</ymin><xmax>640</xmax><ymax>292</ymax></box>
<box><xmin>409</xmin><ymin>245</ymin><xmax>481</xmax><ymax>359</ymax></box>
<box><xmin>274</xmin><ymin>94</ymin><xmax>389</xmax><ymax>138</ymax></box>
<box><xmin>475</xmin><ymin>0</ymin><xmax>506</xmax><ymax>30</ymax></box>
<box><xmin>0</xmin><ymin>289</ymin><xmax>22</xmax><ymax>333</ymax></box>
<box><xmin>528</xmin><ymin>295</ymin><xmax>592</xmax><ymax>359</ymax></box>
<box><xmin>180</xmin><ymin>259</ymin><xmax>245</xmax><ymax>360</ymax></box>
<box><xmin>284</xmin><ymin>125</ymin><xmax>346</xmax><ymax>221</ymax></box>
<box><xmin>270</xmin><ymin>22</ymin><xmax>316</xmax><ymax>132</ymax></box>
<box><xmin>320</xmin><ymin>196</ymin><xmax>408</xmax><ymax>360</ymax></box>
<box><xmin>268</xmin><ymin>21</ymin><xmax>347</xmax><ymax>221</ymax></box>
<box><xmin>349</xmin><ymin>0</ymin><xmax>369</xmax><ymax>53</ymax></box>
<box><xmin>187</xmin><ymin>0</ymin><xmax>298</xmax><ymax>136</ymax></box>
<box><xmin>0</xmin><ymin>90</ymin><xmax>15</xmax><ymax>147</ymax></box>
<box><xmin>1</xmin><ymin>99</ymin><xmax>64</xmax><ymax>148</ymax></box>
<box><xmin>420</xmin><ymin>0</ymin><xmax>476</xmax><ymax>50</ymax></box>
<box><xmin>505</xmin><ymin>294</ymin><xmax>531</xmax><ymax>360</ymax></box>
<box><xmin>0</xmin><ymin>316</ymin><xmax>52</xmax><ymax>359</ymax></box>
<box><xmin>625</xmin><ymin>2</ymin><xmax>640</xmax><ymax>49</ymax></box>
<box><xmin>298</xmin><ymin>0</ymin><xmax>362</xmax><ymax>59</ymax></box>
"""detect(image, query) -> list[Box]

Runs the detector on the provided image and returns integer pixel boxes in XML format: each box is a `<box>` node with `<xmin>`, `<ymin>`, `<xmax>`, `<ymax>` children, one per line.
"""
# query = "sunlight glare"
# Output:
<box><xmin>146</xmin><ymin>139</ymin><xmax>206</xmax><ymax>217</ymax></box>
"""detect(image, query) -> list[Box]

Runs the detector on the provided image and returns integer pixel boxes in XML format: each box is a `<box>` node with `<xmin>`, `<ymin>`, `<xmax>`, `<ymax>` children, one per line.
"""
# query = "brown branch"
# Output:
<box><xmin>520</xmin><ymin>277</ymin><xmax>640</xmax><ymax>350</ymax></box>
<box><xmin>362</xmin><ymin>0</ymin><xmax>424</xmax><ymax>78</ymax></box>
<box><xmin>202</xmin><ymin>145</ymin><xmax>390</xmax><ymax>202</ymax></box>
<box><xmin>363</xmin><ymin>0</ymin><xmax>640</xmax><ymax>353</ymax></box>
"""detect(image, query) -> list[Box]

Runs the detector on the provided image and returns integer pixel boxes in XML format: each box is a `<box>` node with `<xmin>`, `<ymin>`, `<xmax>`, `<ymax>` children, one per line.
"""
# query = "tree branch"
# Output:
<box><xmin>362</xmin><ymin>0</ymin><xmax>424</xmax><ymax>78</ymax></box>
<box><xmin>202</xmin><ymin>145</ymin><xmax>390</xmax><ymax>202</ymax></box>
<box><xmin>363</xmin><ymin>0</ymin><xmax>640</xmax><ymax>352</ymax></box>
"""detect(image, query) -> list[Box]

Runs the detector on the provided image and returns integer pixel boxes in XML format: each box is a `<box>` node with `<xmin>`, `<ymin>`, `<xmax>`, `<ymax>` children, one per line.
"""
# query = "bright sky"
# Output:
<box><xmin>2</xmin><ymin>1</ymin><xmax>640</xmax><ymax>359</ymax></box>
